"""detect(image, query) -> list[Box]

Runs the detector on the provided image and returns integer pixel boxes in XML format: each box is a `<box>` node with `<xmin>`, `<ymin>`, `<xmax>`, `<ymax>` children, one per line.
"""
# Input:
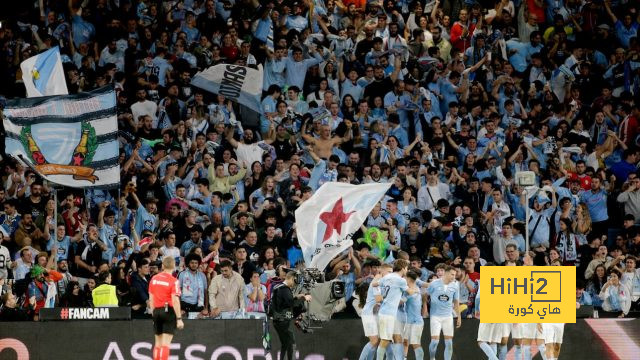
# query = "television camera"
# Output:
<box><xmin>286</xmin><ymin>268</ymin><xmax>345</xmax><ymax>333</ymax></box>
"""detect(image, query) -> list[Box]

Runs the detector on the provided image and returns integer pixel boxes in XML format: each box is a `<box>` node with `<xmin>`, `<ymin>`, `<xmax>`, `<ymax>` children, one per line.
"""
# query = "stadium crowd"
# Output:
<box><xmin>0</xmin><ymin>0</ymin><xmax>640</xmax><ymax>323</ymax></box>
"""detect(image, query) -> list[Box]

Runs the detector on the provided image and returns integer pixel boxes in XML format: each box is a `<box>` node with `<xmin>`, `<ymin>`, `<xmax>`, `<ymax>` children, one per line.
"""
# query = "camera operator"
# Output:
<box><xmin>270</xmin><ymin>270</ymin><xmax>312</xmax><ymax>360</ymax></box>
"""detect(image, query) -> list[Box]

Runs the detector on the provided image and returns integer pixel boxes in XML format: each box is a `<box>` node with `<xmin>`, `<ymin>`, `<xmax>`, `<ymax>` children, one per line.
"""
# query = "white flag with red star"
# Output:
<box><xmin>295</xmin><ymin>182</ymin><xmax>392</xmax><ymax>270</ymax></box>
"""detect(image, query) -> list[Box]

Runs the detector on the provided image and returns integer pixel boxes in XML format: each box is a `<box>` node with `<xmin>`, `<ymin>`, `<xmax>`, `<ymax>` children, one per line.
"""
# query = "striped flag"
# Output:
<box><xmin>266</xmin><ymin>20</ymin><xmax>274</xmax><ymax>52</ymax></box>
<box><xmin>191</xmin><ymin>64</ymin><xmax>263</xmax><ymax>113</ymax></box>
<box><xmin>295</xmin><ymin>182</ymin><xmax>391</xmax><ymax>270</ymax></box>
<box><xmin>3</xmin><ymin>86</ymin><xmax>120</xmax><ymax>189</ymax></box>
<box><xmin>20</xmin><ymin>46</ymin><xmax>68</xmax><ymax>98</ymax></box>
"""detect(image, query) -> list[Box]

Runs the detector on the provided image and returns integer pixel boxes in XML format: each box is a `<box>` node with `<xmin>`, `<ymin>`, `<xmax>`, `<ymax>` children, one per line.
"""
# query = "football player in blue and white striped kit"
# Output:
<box><xmin>426</xmin><ymin>265</ymin><xmax>461</xmax><ymax>360</ymax></box>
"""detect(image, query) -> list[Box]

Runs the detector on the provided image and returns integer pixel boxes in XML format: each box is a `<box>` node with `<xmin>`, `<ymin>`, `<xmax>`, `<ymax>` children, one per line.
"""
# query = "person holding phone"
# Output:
<box><xmin>599</xmin><ymin>269</ymin><xmax>631</xmax><ymax>317</ymax></box>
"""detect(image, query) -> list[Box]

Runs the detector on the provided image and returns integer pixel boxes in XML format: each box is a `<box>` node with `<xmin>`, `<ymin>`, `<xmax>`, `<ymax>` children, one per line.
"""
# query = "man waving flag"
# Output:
<box><xmin>20</xmin><ymin>46</ymin><xmax>68</xmax><ymax>98</ymax></box>
<box><xmin>296</xmin><ymin>182</ymin><xmax>391</xmax><ymax>271</ymax></box>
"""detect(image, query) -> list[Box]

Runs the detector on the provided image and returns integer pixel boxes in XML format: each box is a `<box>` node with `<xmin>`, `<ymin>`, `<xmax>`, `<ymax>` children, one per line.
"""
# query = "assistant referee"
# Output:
<box><xmin>149</xmin><ymin>256</ymin><xmax>184</xmax><ymax>360</ymax></box>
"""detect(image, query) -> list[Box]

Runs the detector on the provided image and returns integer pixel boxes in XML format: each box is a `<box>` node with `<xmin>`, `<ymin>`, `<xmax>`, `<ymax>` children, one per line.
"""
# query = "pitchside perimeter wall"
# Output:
<box><xmin>0</xmin><ymin>319</ymin><xmax>638</xmax><ymax>359</ymax></box>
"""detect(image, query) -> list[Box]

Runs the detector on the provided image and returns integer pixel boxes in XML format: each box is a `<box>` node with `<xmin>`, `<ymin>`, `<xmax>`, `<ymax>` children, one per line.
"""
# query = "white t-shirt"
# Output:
<box><xmin>426</xmin><ymin>185</ymin><xmax>442</xmax><ymax>206</ymax></box>
<box><xmin>0</xmin><ymin>245</ymin><xmax>11</xmax><ymax>279</ymax></box>
<box><xmin>235</xmin><ymin>143</ymin><xmax>265</xmax><ymax>170</ymax></box>
<box><xmin>161</xmin><ymin>246</ymin><xmax>181</xmax><ymax>266</ymax></box>
<box><xmin>14</xmin><ymin>258</ymin><xmax>31</xmax><ymax>280</ymax></box>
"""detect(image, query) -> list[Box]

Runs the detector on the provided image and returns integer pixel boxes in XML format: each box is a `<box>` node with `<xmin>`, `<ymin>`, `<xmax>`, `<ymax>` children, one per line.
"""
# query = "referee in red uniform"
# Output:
<box><xmin>149</xmin><ymin>257</ymin><xmax>184</xmax><ymax>360</ymax></box>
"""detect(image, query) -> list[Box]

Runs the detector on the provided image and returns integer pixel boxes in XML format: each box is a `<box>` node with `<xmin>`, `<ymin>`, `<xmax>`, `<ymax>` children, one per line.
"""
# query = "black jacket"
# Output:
<box><xmin>0</xmin><ymin>307</ymin><xmax>30</xmax><ymax>321</ymax></box>
<box><xmin>271</xmin><ymin>283</ymin><xmax>306</xmax><ymax>321</ymax></box>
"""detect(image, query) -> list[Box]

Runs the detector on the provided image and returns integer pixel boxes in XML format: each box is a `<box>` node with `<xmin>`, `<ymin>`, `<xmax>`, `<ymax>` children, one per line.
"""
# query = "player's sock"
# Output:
<box><xmin>360</xmin><ymin>343</ymin><xmax>374</xmax><ymax>360</ymax></box>
<box><xmin>523</xmin><ymin>345</ymin><xmax>531</xmax><ymax>360</ymax></box>
<box><xmin>498</xmin><ymin>344</ymin><xmax>508</xmax><ymax>360</ymax></box>
<box><xmin>429</xmin><ymin>340</ymin><xmax>438</xmax><ymax>360</ymax></box>
<box><xmin>376</xmin><ymin>345</ymin><xmax>386</xmax><ymax>360</ymax></box>
<box><xmin>367</xmin><ymin>345</ymin><xmax>377</xmax><ymax>360</ymax></box>
<box><xmin>490</xmin><ymin>343</ymin><xmax>498</xmax><ymax>357</ymax></box>
<box><xmin>444</xmin><ymin>339</ymin><xmax>453</xmax><ymax>360</ymax></box>
<box><xmin>160</xmin><ymin>346</ymin><xmax>170</xmax><ymax>360</ymax></box>
<box><xmin>538</xmin><ymin>344</ymin><xmax>547</xmax><ymax>360</ymax></box>
<box><xmin>152</xmin><ymin>346</ymin><xmax>160</xmax><ymax>360</ymax></box>
<box><xmin>479</xmin><ymin>342</ymin><xmax>498</xmax><ymax>360</ymax></box>
<box><xmin>514</xmin><ymin>345</ymin><xmax>522</xmax><ymax>360</ymax></box>
<box><xmin>393</xmin><ymin>343</ymin><xmax>404</xmax><ymax>360</ymax></box>
<box><xmin>386</xmin><ymin>345</ymin><xmax>394</xmax><ymax>359</ymax></box>
<box><xmin>414</xmin><ymin>347</ymin><xmax>424</xmax><ymax>360</ymax></box>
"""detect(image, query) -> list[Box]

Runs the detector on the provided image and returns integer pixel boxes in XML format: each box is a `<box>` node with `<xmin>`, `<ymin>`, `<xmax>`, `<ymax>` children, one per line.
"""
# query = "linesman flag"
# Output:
<box><xmin>20</xmin><ymin>46</ymin><xmax>69</xmax><ymax>98</ymax></box>
<box><xmin>295</xmin><ymin>182</ymin><xmax>392</xmax><ymax>271</ymax></box>
<box><xmin>3</xmin><ymin>86</ymin><xmax>120</xmax><ymax>189</ymax></box>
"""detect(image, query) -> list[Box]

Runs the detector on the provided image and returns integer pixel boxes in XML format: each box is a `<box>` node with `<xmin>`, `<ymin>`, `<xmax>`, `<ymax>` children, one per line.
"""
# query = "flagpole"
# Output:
<box><xmin>83</xmin><ymin>188</ymin><xmax>91</xmax><ymax>224</ymax></box>
<box><xmin>53</xmin><ymin>187</ymin><xmax>58</xmax><ymax>231</ymax></box>
<box><xmin>116</xmin><ymin>189</ymin><xmax>121</xmax><ymax>234</ymax></box>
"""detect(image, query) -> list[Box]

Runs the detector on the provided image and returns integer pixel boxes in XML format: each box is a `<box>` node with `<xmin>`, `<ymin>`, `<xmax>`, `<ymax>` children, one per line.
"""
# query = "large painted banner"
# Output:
<box><xmin>3</xmin><ymin>86</ymin><xmax>120</xmax><ymax>189</ymax></box>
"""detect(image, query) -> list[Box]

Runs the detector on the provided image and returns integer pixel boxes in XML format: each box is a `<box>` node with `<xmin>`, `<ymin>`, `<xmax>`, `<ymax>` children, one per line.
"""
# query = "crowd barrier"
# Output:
<box><xmin>0</xmin><ymin>318</ymin><xmax>638</xmax><ymax>359</ymax></box>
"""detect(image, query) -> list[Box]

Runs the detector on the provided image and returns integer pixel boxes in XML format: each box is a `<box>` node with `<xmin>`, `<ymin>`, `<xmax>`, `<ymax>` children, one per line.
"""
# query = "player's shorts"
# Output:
<box><xmin>477</xmin><ymin>323</ymin><xmax>505</xmax><ymax>343</ymax></box>
<box><xmin>394</xmin><ymin>318</ymin><xmax>405</xmax><ymax>335</ymax></box>
<box><xmin>521</xmin><ymin>323</ymin><xmax>545</xmax><ymax>340</ymax></box>
<box><xmin>430</xmin><ymin>315</ymin><xmax>454</xmax><ymax>337</ymax></box>
<box><xmin>403</xmin><ymin>323</ymin><xmax>424</xmax><ymax>344</ymax></box>
<box><xmin>512</xmin><ymin>323</ymin><xmax>524</xmax><ymax>339</ymax></box>
<box><xmin>500</xmin><ymin>323</ymin><xmax>512</xmax><ymax>338</ymax></box>
<box><xmin>378</xmin><ymin>314</ymin><xmax>396</xmax><ymax>340</ymax></box>
<box><xmin>543</xmin><ymin>323</ymin><xmax>565</xmax><ymax>344</ymax></box>
<box><xmin>153</xmin><ymin>308</ymin><xmax>177</xmax><ymax>335</ymax></box>
<box><xmin>361</xmin><ymin>314</ymin><xmax>379</xmax><ymax>337</ymax></box>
